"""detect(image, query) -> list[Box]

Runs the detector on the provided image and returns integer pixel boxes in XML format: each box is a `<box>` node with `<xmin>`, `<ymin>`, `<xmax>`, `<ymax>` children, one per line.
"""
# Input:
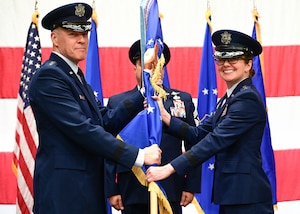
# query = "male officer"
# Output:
<box><xmin>147</xmin><ymin>30</ymin><xmax>274</xmax><ymax>214</ymax></box>
<box><xmin>106</xmin><ymin>40</ymin><xmax>201</xmax><ymax>214</ymax></box>
<box><xmin>29</xmin><ymin>3</ymin><xmax>161</xmax><ymax>214</ymax></box>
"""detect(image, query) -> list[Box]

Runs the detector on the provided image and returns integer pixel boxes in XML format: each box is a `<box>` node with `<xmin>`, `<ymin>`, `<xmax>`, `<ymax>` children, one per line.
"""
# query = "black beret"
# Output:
<box><xmin>129</xmin><ymin>40</ymin><xmax>171</xmax><ymax>66</ymax></box>
<box><xmin>42</xmin><ymin>3</ymin><xmax>92</xmax><ymax>32</ymax></box>
<box><xmin>212</xmin><ymin>29</ymin><xmax>262</xmax><ymax>58</ymax></box>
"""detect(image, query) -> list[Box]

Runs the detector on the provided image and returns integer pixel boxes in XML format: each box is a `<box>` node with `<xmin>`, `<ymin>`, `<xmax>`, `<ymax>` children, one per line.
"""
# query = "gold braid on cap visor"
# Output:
<box><xmin>61</xmin><ymin>21</ymin><xmax>92</xmax><ymax>32</ymax></box>
<box><xmin>214</xmin><ymin>51</ymin><xmax>245</xmax><ymax>58</ymax></box>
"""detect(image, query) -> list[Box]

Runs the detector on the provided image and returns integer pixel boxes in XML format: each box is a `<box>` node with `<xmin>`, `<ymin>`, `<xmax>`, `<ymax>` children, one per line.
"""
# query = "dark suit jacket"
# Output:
<box><xmin>105</xmin><ymin>86</ymin><xmax>201</xmax><ymax>207</ymax></box>
<box><xmin>29</xmin><ymin>53</ymin><xmax>144</xmax><ymax>214</ymax></box>
<box><xmin>167</xmin><ymin>78</ymin><xmax>272</xmax><ymax>205</ymax></box>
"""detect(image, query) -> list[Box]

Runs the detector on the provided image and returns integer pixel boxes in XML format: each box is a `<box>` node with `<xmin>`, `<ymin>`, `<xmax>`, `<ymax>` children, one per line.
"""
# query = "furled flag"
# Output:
<box><xmin>252</xmin><ymin>9</ymin><xmax>277</xmax><ymax>206</ymax></box>
<box><xmin>116</xmin><ymin>0</ymin><xmax>172</xmax><ymax>213</ymax></box>
<box><xmin>85</xmin><ymin>7</ymin><xmax>112</xmax><ymax>214</ymax></box>
<box><xmin>195</xmin><ymin>9</ymin><xmax>219</xmax><ymax>214</ymax></box>
<box><xmin>85</xmin><ymin>9</ymin><xmax>103</xmax><ymax>104</ymax></box>
<box><xmin>12</xmin><ymin>11</ymin><xmax>41</xmax><ymax>214</ymax></box>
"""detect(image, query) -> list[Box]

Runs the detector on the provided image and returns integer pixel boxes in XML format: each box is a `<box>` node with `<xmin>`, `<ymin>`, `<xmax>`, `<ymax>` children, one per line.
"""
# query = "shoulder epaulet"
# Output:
<box><xmin>241</xmin><ymin>85</ymin><xmax>250</xmax><ymax>91</ymax></box>
<box><xmin>45</xmin><ymin>60</ymin><xmax>57</xmax><ymax>67</ymax></box>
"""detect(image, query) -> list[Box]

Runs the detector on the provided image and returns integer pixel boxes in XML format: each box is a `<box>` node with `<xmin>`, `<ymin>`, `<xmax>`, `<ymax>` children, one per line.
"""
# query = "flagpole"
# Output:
<box><xmin>251</xmin><ymin>4</ymin><xmax>278</xmax><ymax>211</ymax></box>
<box><xmin>32</xmin><ymin>0</ymin><xmax>39</xmax><ymax>26</ymax></box>
<box><xmin>150</xmin><ymin>186</ymin><xmax>158</xmax><ymax>214</ymax></box>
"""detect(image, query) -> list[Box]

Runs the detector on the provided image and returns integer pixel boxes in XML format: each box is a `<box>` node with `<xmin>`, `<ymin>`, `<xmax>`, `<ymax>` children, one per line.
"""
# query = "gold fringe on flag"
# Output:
<box><xmin>150</xmin><ymin>53</ymin><xmax>167</xmax><ymax>101</ymax></box>
<box><xmin>191</xmin><ymin>197</ymin><xmax>205</xmax><ymax>214</ymax></box>
<box><xmin>131</xmin><ymin>166</ymin><xmax>173</xmax><ymax>214</ymax></box>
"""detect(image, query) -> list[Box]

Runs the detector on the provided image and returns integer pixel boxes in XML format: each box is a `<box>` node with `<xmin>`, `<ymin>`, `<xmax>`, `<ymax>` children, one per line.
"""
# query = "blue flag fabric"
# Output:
<box><xmin>252</xmin><ymin>20</ymin><xmax>277</xmax><ymax>205</ymax></box>
<box><xmin>118</xmin><ymin>70</ymin><xmax>162</xmax><ymax>150</ymax></box>
<box><xmin>86</xmin><ymin>18</ymin><xmax>104</xmax><ymax>104</ymax></box>
<box><xmin>117</xmin><ymin>1</ymin><xmax>173</xmax><ymax>213</ymax></box>
<box><xmin>118</xmin><ymin>0</ymin><xmax>164</xmax><ymax>166</ymax></box>
<box><xmin>195</xmin><ymin>13</ymin><xmax>219</xmax><ymax>214</ymax></box>
<box><xmin>85</xmin><ymin>16</ymin><xmax>111</xmax><ymax>214</ymax></box>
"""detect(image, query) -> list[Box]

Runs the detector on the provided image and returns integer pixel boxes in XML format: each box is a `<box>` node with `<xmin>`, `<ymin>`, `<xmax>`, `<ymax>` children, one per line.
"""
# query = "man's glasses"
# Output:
<box><xmin>214</xmin><ymin>57</ymin><xmax>240</xmax><ymax>66</ymax></box>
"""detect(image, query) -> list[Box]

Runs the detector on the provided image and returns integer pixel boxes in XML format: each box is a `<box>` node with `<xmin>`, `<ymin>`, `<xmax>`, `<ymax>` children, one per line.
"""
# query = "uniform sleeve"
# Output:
<box><xmin>29</xmin><ymin>67</ymin><xmax>140</xmax><ymax>169</ymax></box>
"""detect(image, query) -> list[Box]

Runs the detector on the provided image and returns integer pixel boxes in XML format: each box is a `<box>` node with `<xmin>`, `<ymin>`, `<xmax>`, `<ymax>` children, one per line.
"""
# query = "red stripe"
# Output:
<box><xmin>13</xmin><ymin>101</ymin><xmax>36</xmax><ymax>211</ymax></box>
<box><xmin>22</xmin><ymin>111</ymin><xmax>37</xmax><ymax>160</ymax></box>
<box><xmin>15</xmin><ymin>106</ymin><xmax>36</xmax><ymax>199</ymax></box>
<box><xmin>18</xmin><ymin>148</ymin><xmax>34</xmax><ymax>197</ymax></box>
<box><xmin>13</xmin><ymin>107</ymin><xmax>23</xmax><ymax>169</ymax></box>
<box><xmin>275</xmin><ymin>149</ymin><xmax>300</xmax><ymax>201</ymax></box>
<box><xmin>0</xmin><ymin>152</ymin><xmax>17</xmax><ymax>204</ymax></box>
<box><xmin>1</xmin><ymin>46</ymin><xmax>300</xmax><ymax>98</ymax></box>
<box><xmin>16</xmin><ymin>185</ymin><xmax>31</xmax><ymax>214</ymax></box>
<box><xmin>13</xmin><ymin>131</ymin><xmax>20</xmax><ymax>168</ymax></box>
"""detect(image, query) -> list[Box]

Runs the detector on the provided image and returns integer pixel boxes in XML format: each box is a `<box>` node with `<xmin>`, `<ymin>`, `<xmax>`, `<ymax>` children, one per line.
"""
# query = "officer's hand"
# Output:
<box><xmin>146</xmin><ymin>163</ymin><xmax>175</xmax><ymax>182</ymax></box>
<box><xmin>152</xmin><ymin>95</ymin><xmax>171</xmax><ymax>126</ymax></box>
<box><xmin>180</xmin><ymin>191</ymin><xmax>194</xmax><ymax>207</ymax></box>
<box><xmin>143</xmin><ymin>144</ymin><xmax>162</xmax><ymax>165</ymax></box>
<box><xmin>144</xmin><ymin>42</ymin><xmax>159</xmax><ymax>70</ymax></box>
<box><xmin>109</xmin><ymin>195</ymin><xmax>124</xmax><ymax>211</ymax></box>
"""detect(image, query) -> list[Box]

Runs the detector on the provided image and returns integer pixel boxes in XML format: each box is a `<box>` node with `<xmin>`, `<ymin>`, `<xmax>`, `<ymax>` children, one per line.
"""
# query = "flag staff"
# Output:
<box><xmin>32</xmin><ymin>0</ymin><xmax>39</xmax><ymax>26</ymax></box>
<box><xmin>207</xmin><ymin>0</ymin><xmax>211</xmax><ymax>10</ymax></box>
<box><xmin>252</xmin><ymin>0</ymin><xmax>257</xmax><ymax>11</ymax></box>
<box><xmin>91</xmin><ymin>0</ymin><xmax>98</xmax><ymax>27</ymax></box>
<box><xmin>251</xmin><ymin>3</ymin><xmax>264</xmax><ymax>76</ymax></box>
<box><xmin>251</xmin><ymin>3</ymin><xmax>278</xmax><ymax>211</ymax></box>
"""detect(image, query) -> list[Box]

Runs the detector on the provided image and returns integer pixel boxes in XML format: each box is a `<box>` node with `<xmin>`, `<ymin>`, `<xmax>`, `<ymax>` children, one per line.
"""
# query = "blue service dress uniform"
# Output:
<box><xmin>105</xmin><ymin>86</ymin><xmax>201</xmax><ymax>213</ymax></box>
<box><xmin>29</xmin><ymin>53</ymin><xmax>145</xmax><ymax>214</ymax></box>
<box><xmin>165</xmin><ymin>78</ymin><xmax>273</xmax><ymax>213</ymax></box>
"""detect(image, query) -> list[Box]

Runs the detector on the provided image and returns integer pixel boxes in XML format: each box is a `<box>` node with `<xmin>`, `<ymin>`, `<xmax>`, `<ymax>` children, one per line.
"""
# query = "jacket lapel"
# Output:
<box><xmin>49</xmin><ymin>53</ymin><xmax>102</xmax><ymax>119</ymax></box>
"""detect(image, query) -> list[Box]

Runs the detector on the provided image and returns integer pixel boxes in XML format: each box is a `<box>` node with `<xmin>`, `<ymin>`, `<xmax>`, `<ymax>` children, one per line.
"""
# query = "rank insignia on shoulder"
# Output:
<box><xmin>79</xmin><ymin>95</ymin><xmax>86</xmax><ymax>100</ymax></box>
<box><xmin>48</xmin><ymin>61</ymin><xmax>57</xmax><ymax>66</ymax></box>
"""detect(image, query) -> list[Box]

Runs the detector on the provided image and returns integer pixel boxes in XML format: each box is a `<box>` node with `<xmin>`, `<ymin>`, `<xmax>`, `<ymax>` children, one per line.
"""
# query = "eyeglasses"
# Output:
<box><xmin>214</xmin><ymin>57</ymin><xmax>240</xmax><ymax>66</ymax></box>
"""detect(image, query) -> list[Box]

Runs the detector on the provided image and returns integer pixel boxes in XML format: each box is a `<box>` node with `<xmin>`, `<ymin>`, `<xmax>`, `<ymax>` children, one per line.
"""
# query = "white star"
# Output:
<box><xmin>202</xmin><ymin>88</ymin><xmax>209</xmax><ymax>95</ymax></box>
<box><xmin>30</xmin><ymin>51</ymin><xmax>36</xmax><ymax>57</ymax></box>
<box><xmin>208</xmin><ymin>163</ymin><xmax>215</xmax><ymax>170</ymax></box>
<box><xmin>32</xmin><ymin>43</ymin><xmax>38</xmax><ymax>49</ymax></box>
<box><xmin>93</xmin><ymin>90</ymin><xmax>98</xmax><ymax>97</ymax></box>
<box><xmin>213</xmin><ymin>88</ymin><xmax>218</xmax><ymax>95</ymax></box>
<box><xmin>147</xmin><ymin>104</ymin><xmax>155</xmax><ymax>114</ymax></box>
<box><xmin>35</xmin><ymin>63</ymin><xmax>40</xmax><ymax>69</ymax></box>
<box><xmin>34</xmin><ymin>35</ymin><xmax>40</xmax><ymax>42</ymax></box>
<box><xmin>147</xmin><ymin>38</ymin><xmax>154</xmax><ymax>46</ymax></box>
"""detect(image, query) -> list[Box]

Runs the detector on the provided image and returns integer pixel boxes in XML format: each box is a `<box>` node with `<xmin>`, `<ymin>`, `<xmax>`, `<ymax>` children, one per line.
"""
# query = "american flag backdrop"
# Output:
<box><xmin>12</xmin><ymin>21</ymin><xmax>41</xmax><ymax>214</ymax></box>
<box><xmin>1</xmin><ymin>1</ymin><xmax>300</xmax><ymax>213</ymax></box>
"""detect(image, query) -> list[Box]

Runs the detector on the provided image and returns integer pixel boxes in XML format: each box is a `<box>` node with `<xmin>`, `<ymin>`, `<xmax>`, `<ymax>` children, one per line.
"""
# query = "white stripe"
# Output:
<box><xmin>266</xmin><ymin>96</ymin><xmax>300</xmax><ymax>150</ymax></box>
<box><xmin>15</xmin><ymin>98</ymin><xmax>36</xmax><ymax>178</ymax></box>
<box><xmin>0</xmin><ymin>99</ymin><xmax>17</xmax><ymax>151</ymax></box>
<box><xmin>16</xmin><ymin>167</ymin><xmax>33</xmax><ymax>213</ymax></box>
<box><xmin>2</xmin><ymin>97</ymin><xmax>300</xmax><ymax>152</ymax></box>
<box><xmin>1</xmin><ymin>0</ymin><xmax>300</xmax><ymax>47</ymax></box>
